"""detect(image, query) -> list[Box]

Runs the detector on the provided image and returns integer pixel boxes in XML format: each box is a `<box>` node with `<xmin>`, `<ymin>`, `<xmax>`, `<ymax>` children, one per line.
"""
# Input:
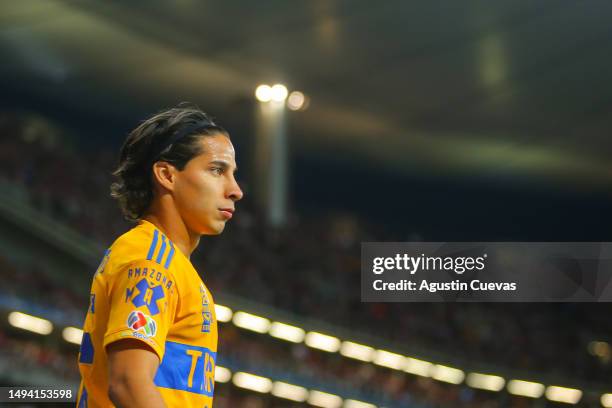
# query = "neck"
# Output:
<box><xmin>143</xmin><ymin>198</ymin><xmax>200</xmax><ymax>258</ymax></box>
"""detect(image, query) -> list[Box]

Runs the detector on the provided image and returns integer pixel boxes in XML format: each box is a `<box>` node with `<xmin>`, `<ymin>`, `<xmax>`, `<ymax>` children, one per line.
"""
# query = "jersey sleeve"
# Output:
<box><xmin>103</xmin><ymin>259</ymin><xmax>178</xmax><ymax>362</ymax></box>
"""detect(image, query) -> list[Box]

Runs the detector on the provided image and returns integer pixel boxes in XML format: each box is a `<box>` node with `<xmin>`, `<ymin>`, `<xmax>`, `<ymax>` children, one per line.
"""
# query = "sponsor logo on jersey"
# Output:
<box><xmin>127</xmin><ymin>310</ymin><xmax>157</xmax><ymax>338</ymax></box>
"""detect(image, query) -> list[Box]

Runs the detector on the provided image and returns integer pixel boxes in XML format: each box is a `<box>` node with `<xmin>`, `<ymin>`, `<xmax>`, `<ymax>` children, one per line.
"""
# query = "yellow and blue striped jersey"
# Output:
<box><xmin>77</xmin><ymin>220</ymin><xmax>217</xmax><ymax>407</ymax></box>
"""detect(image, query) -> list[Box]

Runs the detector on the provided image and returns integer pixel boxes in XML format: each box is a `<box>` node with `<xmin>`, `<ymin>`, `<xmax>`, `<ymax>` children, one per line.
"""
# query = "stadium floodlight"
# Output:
<box><xmin>255</xmin><ymin>85</ymin><xmax>273</xmax><ymax>102</ymax></box>
<box><xmin>62</xmin><ymin>326</ymin><xmax>83</xmax><ymax>345</ymax></box>
<box><xmin>232</xmin><ymin>311</ymin><xmax>271</xmax><ymax>333</ymax></box>
<box><xmin>431</xmin><ymin>364</ymin><xmax>465</xmax><ymax>384</ymax></box>
<box><xmin>305</xmin><ymin>331</ymin><xmax>341</xmax><ymax>353</ymax></box>
<box><xmin>373</xmin><ymin>349</ymin><xmax>407</xmax><ymax>370</ymax></box>
<box><xmin>271</xmin><ymin>381</ymin><xmax>308</xmax><ymax>402</ymax></box>
<box><xmin>344</xmin><ymin>399</ymin><xmax>377</xmax><ymax>408</ymax></box>
<box><xmin>214</xmin><ymin>304</ymin><xmax>233</xmax><ymax>323</ymax></box>
<box><xmin>287</xmin><ymin>91</ymin><xmax>306</xmax><ymax>110</ymax></box>
<box><xmin>545</xmin><ymin>386</ymin><xmax>582</xmax><ymax>404</ymax></box>
<box><xmin>588</xmin><ymin>340</ymin><xmax>610</xmax><ymax>358</ymax></box>
<box><xmin>340</xmin><ymin>341</ymin><xmax>374</xmax><ymax>362</ymax></box>
<box><xmin>601</xmin><ymin>393</ymin><xmax>612</xmax><ymax>407</ymax></box>
<box><xmin>507</xmin><ymin>379</ymin><xmax>545</xmax><ymax>398</ymax></box>
<box><xmin>8</xmin><ymin>311</ymin><xmax>53</xmax><ymax>335</ymax></box>
<box><xmin>270</xmin><ymin>84</ymin><xmax>288</xmax><ymax>102</ymax></box>
<box><xmin>308</xmin><ymin>390</ymin><xmax>343</xmax><ymax>408</ymax></box>
<box><xmin>269</xmin><ymin>321</ymin><xmax>305</xmax><ymax>343</ymax></box>
<box><xmin>466</xmin><ymin>372</ymin><xmax>505</xmax><ymax>392</ymax></box>
<box><xmin>214</xmin><ymin>366</ymin><xmax>231</xmax><ymax>383</ymax></box>
<box><xmin>232</xmin><ymin>372</ymin><xmax>272</xmax><ymax>393</ymax></box>
<box><xmin>404</xmin><ymin>357</ymin><xmax>433</xmax><ymax>377</ymax></box>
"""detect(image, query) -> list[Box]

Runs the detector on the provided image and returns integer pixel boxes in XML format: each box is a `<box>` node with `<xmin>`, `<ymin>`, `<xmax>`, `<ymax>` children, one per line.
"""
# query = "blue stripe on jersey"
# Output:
<box><xmin>164</xmin><ymin>242</ymin><xmax>175</xmax><ymax>269</ymax></box>
<box><xmin>156</xmin><ymin>235</ymin><xmax>167</xmax><ymax>264</ymax></box>
<box><xmin>78</xmin><ymin>333</ymin><xmax>94</xmax><ymax>364</ymax></box>
<box><xmin>154</xmin><ymin>341</ymin><xmax>216</xmax><ymax>397</ymax></box>
<box><xmin>146</xmin><ymin>229</ymin><xmax>159</xmax><ymax>261</ymax></box>
<box><xmin>77</xmin><ymin>387</ymin><xmax>87</xmax><ymax>408</ymax></box>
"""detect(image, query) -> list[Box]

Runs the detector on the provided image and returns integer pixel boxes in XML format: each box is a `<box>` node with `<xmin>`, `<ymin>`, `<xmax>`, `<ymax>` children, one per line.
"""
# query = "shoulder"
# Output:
<box><xmin>108</xmin><ymin>222</ymin><xmax>178</xmax><ymax>274</ymax></box>
<box><xmin>103</xmin><ymin>225</ymin><xmax>180</xmax><ymax>300</ymax></box>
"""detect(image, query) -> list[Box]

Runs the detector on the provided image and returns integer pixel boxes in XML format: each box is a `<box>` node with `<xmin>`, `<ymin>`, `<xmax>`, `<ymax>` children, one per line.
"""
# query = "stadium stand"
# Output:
<box><xmin>1</xmin><ymin>112</ymin><xmax>611</xmax><ymax>407</ymax></box>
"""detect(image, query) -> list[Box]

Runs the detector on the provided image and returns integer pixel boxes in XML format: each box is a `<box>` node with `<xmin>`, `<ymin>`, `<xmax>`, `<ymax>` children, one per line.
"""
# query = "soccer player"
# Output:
<box><xmin>76</xmin><ymin>105</ymin><xmax>243</xmax><ymax>407</ymax></box>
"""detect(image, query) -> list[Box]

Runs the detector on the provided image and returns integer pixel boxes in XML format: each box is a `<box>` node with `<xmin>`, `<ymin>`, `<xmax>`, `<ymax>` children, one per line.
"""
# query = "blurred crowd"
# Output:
<box><xmin>0</xmin><ymin>307</ymin><xmax>583</xmax><ymax>408</ymax></box>
<box><xmin>0</xmin><ymin>329</ymin><xmax>78</xmax><ymax>383</ymax></box>
<box><xmin>0</xmin><ymin>113</ymin><xmax>610</xmax><ymax>406</ymax></box>
<box><xmin>219</xmin><ymin>325</ymin><xmax>536</xmax><ymax>408</ymax></box>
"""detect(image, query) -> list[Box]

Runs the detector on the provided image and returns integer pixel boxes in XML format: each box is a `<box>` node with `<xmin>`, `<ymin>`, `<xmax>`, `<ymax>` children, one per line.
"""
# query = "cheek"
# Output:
<box><xmin>180</xmin><ymin>176</ymin><xmax>216</xmax><ymax>210</ymax></box>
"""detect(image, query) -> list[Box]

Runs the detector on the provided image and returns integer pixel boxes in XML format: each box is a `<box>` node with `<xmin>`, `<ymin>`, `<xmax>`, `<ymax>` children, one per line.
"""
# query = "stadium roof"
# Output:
<box><xmin>1</xmin><ymin>0</ymin><xmax>611</xmax><ymax>189</ymax></box>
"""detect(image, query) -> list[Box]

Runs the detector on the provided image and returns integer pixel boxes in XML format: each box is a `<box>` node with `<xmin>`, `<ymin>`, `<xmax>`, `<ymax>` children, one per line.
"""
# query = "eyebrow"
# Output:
<box><xmin>210</xmin><ymin>160</ymin><xmax>238</xmax><ymax>172</ymax></box>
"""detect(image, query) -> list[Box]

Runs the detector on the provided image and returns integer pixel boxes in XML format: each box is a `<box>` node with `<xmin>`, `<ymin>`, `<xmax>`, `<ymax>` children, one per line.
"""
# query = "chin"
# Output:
<box><xmin>201</xmin><ymin>222</ymin><xmax>226</xmax><ymax>236</ymax></box>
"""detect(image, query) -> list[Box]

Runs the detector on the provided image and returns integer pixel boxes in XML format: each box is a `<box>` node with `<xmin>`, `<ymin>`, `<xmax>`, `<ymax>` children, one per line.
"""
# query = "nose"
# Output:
<box><xmin>226</xmin><ymin>175</ymin><xmax>244</xmax><ymax>202</ymax></box>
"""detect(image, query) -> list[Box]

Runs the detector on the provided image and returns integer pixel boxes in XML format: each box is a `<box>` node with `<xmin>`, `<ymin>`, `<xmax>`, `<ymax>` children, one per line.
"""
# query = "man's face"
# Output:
<box><xmin>173</xmin><ymin>134</ymin><xmax>243</xmax><ymax>235</ymax></box>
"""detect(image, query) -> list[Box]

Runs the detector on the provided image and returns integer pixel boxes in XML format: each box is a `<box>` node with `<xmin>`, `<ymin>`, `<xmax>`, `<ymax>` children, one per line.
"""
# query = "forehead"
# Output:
<box><xmin>195</xmin><ymin>134</ymin><xmax>236</xmax><ymax>162</ymax></box>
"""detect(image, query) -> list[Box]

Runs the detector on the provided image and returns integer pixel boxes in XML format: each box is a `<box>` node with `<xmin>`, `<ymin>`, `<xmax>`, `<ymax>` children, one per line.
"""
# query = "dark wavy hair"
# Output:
<box><xmin>110</xmin><ymin>104</ymin><xmax>228</xmax><ymax>221</ymax></box>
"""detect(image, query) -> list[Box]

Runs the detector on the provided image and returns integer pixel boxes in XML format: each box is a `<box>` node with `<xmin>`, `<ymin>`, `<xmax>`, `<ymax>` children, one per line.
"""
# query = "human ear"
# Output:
<box><xmin>151</xmin><ymin>161</ymin><xmax>177</xmax><ymax>192</ymax></box>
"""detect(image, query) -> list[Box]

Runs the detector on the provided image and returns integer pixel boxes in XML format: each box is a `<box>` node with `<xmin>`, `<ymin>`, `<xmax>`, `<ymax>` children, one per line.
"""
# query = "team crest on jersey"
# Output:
<box><xmin>127</xmin><ymin>310</ymin><xmax>157</xmax><ymax>338</ymax></box>
<box><xmin>127</xmin><ymin>278</ymin><xmax>165</xmax><ymax>316</ymax></box>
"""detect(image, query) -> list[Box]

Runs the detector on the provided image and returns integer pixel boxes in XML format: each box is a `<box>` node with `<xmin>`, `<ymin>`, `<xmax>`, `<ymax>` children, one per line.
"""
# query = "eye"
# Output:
<box><xmin>210</xmin><ymin>167</ymin><xmax>224</xmax><ymax>175</ymax></box>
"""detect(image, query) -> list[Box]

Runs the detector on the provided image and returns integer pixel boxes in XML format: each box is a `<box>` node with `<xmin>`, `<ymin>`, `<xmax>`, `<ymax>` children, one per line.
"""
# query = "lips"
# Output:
<box><xmin>219</xmin><ymin>208</ymin><xmax>234</xmax><ymax>219</ymax></box>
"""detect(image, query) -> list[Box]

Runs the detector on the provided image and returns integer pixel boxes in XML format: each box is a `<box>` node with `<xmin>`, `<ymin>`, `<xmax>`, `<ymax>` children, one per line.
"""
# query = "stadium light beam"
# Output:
<box><xmin>373</xmin><ymin>349</ymin><xmax>407</xmax><ymax>370</ymax></box>
<box><xmin>269</xmin><ymin>321</ymin><xmax>305</xmax><ymax>343</ymax></box>
<box><xmin>8</xmin><ymin>311</ymin><xmax>53</xmax><ymax>335</ymax></box>
<box><xmin>601</xmin><ymin>393</ymin><xmax>612</xmax><ymax>407</ymax></box>
<box><xmin>340</xmin><ymin>341</ymin><xmax>374</xmax><ymax>362</ymax></box>
<box><xmin>344</xmin><ymin>399</ymin><xmax>376</xmax><ymax>408</ymax></box>
<box><xmin>466</xmin><ymin>372</ymin><xmax>505</xmax><ymax>392</ymax></box>
<box><xmin>214</xmin><ymin>366</ymin><xmax>231</xmax><ymax>383</ymax></box>
<box><xmin>271</xmin><ymin>381</ymin><xmax>308</xmax><ymax>402</ymax></box>
<box><xmin>588</xmin><ymin>340</ymin><xmax>610</xmax><ymax>358</ymax></box>
<box><xmin>305</xmin><ymin>331</ymin><xmax>341</xmax><ymax>353</ymax></box>
<box><xmin>232</xmin><ymin>372</ymin><xmax>272</xmax><ymax>393</ymax></box>
<box><xmin>545</xmin><ymin>386</ymin><xmax>582</xmax><ymax>404</ymax></box>
<box><xmin>232</xmin><ymin>311</ymin><xmax>271</xmax><ymax>333</ymax></box>
<box><xmin>431</xmin><ymin>364</ymin><xmax>465</xmax><ymax>384</ymax></box>
<box><xmin>287</xmin><ymin>91</ymin><xmax>307</xmax><ymax>110</ymax></box>
<box><xmin>308</xmin><ymin>390</ymin><xmax>343</xmax><ymax>408</ymax></box>
<box><xmin>270</xmin><ymin>84</ymin><xmax>288</xmax><ymax>102</ymax></box>
<box><xmin>404</xmin><ymin>357</ymin><xmax>433</xmax><ymax>377</ymax></box>
<box><xmin>214</xmin><ymin>304</ymin><xmax>233</xmax><ymax>323</ymax></box>
<box><xmin>62</xmin><ymin>326</ymin><xmax>83</xmax><ymax>345</ymax></box>
<box><xmin>255</xmin><ymin>85</ymin><xmax>272</xmax><ymax>102</ymax></box>
<box><xmin>507</xmin><ymin>380</ymin><xmax>545</xmax><ymax>398</ymax></box>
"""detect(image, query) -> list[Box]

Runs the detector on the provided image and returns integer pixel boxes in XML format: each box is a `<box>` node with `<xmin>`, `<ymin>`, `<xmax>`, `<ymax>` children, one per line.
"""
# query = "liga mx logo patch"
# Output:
<box><xmin>127</xmin><ymin>311</ymin><xmax>157</xmax><ymax>338</ymax></box>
